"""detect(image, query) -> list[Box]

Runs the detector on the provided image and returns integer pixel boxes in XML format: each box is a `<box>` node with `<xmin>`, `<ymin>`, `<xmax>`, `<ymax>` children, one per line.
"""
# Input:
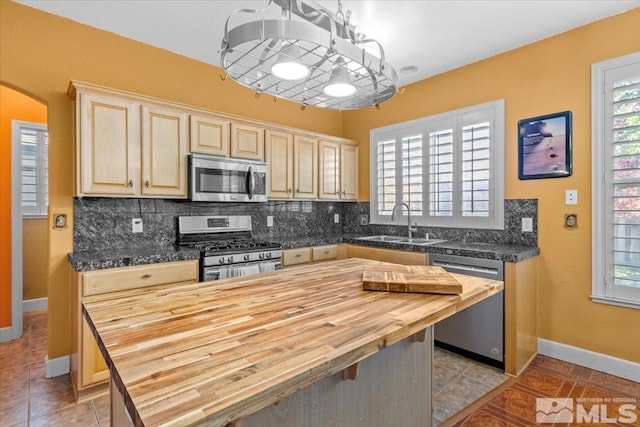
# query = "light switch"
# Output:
<box><xmin>267</xmin><ymin>216</ymin><xmax>274</xmax><ymax>227</ymax></box>
<box><xmin>522</xmin><ymin>218</ymin><xmax>533</xmax><ymax>233</ymax></box>
<box><xmin>334</xmin><ymin>213</ymin><xmax>340</xmax><ymax>224</ymax></box>
<box><xmin>565</xmin><ymin>189</ymin><xmax>578</xmax><ymax>205</ymax></box>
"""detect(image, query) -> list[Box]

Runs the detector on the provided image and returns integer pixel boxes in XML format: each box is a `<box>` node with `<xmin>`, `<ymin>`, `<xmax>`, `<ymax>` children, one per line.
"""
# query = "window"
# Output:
<box><xmin>370</xmin><ymin>100</ymin><xmax>505</xmax><ymax>229</ymax></box>
<box><xmin>592</xmin><ymin>52</ymin><xmax>640</xmax><ymax>308</ymax></box>
<box><xmin>13</xmin><ymin>121</ymin><xmax>48</xmax><ymax>218</ymax></box>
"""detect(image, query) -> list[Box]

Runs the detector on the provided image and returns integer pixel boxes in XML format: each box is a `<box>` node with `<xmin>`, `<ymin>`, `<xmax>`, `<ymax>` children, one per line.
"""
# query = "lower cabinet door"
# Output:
<box><xmin>81</xmin><ymin>317</ymin><xmax>109</xmax><ymax>387</ymax></box>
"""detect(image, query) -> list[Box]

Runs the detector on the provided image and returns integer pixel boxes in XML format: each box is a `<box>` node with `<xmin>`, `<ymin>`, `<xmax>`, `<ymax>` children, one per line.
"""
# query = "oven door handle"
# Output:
<box><xmin>246</xmin><ymin>166</ymin><xmax>255</xmax><ymax>200</ymax></box>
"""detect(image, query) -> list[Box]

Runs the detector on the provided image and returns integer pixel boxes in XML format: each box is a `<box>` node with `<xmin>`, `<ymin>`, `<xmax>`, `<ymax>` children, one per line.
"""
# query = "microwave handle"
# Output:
<box><xmin>247</xmin><ymin>166</ymin><xmax>255</xmax><ymax>200</ymax></box>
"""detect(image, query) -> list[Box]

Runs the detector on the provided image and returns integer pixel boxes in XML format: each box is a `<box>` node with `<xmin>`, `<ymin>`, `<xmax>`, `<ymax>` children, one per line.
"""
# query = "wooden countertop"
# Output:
<box><xmin>83</xmin><ymin>258</ymin><xmax>504</xmax><ymax>427</ymax></box>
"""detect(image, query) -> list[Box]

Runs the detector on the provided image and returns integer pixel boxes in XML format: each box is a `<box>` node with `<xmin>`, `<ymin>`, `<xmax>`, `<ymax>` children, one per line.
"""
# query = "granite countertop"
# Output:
<box><xmin>68</xmin><ymin>234</ymin><xmax>539</xmax><ymax>272</ymax></box>
<box><xmin>68</xmin><ymin>246</ymin><xmax>200</xmax><ymax>272</ymax></box>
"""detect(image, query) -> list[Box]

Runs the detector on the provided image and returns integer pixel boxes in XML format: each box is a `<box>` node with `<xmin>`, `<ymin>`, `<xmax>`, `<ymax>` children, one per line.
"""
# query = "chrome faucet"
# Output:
<box><xmin>391</xmin><ymin>202</ymin><xmax>417</xmax><ymax>239</ymax></box>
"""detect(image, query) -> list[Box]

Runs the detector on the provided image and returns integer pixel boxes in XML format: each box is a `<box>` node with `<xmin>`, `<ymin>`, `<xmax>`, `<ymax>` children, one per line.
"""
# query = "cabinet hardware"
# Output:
<box><xmin>141</xmin><ymin>274</ymin><xmax>152</xmax><ymax>279</ymax></box>
<box><xmin>295</xmin><ymin>254</ymin><xmax>302</xmax><ymax>258</ymax></box>
<box><xmin>342</xmin><ymin>191</ymin><xmax>346</xmax><ymax>195</ymax></box>
<box><xmin>145</xmin><ymin>180</ymin><xmax>150</xmax><ymax>188</ymax></box>
<box><xmin>288</xmin><ymin>188</ymin><xmax>292</xmax><ymax>193</ymax></box>
<box><xmin>296</xmin><ymin>188</ymin><xmax>299</xmax><ymax>193</ymax></box>
<box><xmin>128</xmin><ymin>180</ymin><xmax>133</xmax><ymax>188</ymax></box>
<box><xmin>324</xmin><ymin>250</ymin><xmax>329</xmax><ymax>254</ymax></box>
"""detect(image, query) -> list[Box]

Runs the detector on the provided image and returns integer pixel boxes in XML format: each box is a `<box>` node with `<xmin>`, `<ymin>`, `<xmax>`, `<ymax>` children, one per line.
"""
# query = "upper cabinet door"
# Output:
<box><xmin>190</xmin><ymin>113</ymin><xmax>230</xmax><ymax>156</ymax></box>
<box><xmin>231</xmin><ymin>123</ymin><xmax>264</xmax><ymax>160</ymax></box>
<box><xmin>340</xmin><ymin>144</ymin><xmax>359</xmax><ymax>200</ymax></box>
<box><xmin>318</xmin><ymin>140</ymin><xmax>340</xmax><ymax>200</ymax></box>
<box><xmin>265</xmin><ymin>130</ymin><xmax>294</xmax><ymax>199</ymax></box>
<box><xmin>293</xmin><ymin>135</ymin><xmax>318</xmax><ymax>199</ymax></box>
<box><xmin>78</xmin><ymin>93</ymin><xmax>140</xmax><ymax>195</ymax></box>
<box><xmin>140</xmin><ymin>105</ymin><xmax>188</xmax><ymax>197</ymax></box>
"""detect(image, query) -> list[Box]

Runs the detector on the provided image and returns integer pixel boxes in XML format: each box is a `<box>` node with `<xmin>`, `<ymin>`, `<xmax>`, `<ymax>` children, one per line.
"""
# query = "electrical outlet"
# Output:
<box><xmin>53</xmin><ymin>213</ymin><xmax>66</xmax><ymax>229</ymax></box>
<box><xmin>132</xmin><ymin>218</ymin><xmax>143</xmax><ymax>233</ymax></box>
<box><xmin>267</xmin><ymin>216</ymin><xmax>274</xmax><ymax>227</ymax></box>
<box><xmin>334</xmin><ymin>213</ymin><xmax>340</xmax><ymax>224</ymax></box>
<box><xmin>522</xmin><ymin>217</ymin><xmax>533</xmax><ymax>233</ymax></box>
<box><xmin>565</xmin><ymin>214</ymin><xmax>578</xmax><ymax>229</ymax></box>
<box><xmin>566</xmin><ymin>189</ymin><xmax>578</xmax><ymax>205</ymax></box>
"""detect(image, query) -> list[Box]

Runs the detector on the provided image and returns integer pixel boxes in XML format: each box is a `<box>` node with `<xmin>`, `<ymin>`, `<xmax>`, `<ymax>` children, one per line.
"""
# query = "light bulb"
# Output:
<box><xmin>271</xmin><ymin>43</ymin><xmax>309</xmax><ymax>81</ymax></box>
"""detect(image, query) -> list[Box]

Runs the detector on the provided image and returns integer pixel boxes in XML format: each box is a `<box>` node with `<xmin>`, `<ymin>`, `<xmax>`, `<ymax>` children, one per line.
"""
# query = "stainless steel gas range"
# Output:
<box><xmin>177</xmin><ymin>215</ymin><xmax>282</xmax><ymax>282</ymax></box>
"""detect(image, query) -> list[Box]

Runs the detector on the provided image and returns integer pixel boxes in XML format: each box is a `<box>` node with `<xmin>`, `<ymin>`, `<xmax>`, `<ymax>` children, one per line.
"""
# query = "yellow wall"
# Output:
<box><xmin>1</xmin><ymin>0</ymin><xmax>639</xmax><ymax>364</ymax></box>
<box><xmin>23</xmin><ymin>219</ymin><xmax>48</xmax><ymax>301</ymax></box>
<box><xmin>344</xmin><ymin>8</ymin><xmax>640</xmax><ymax>362</ymax></box>
<box><xmin>0</xmin><ymin>85</ymin><xmax>48</xmax><ymax>326</ymax></box>
<box><xmin>0</xmin><ymin>1</ymin><xmax>342</xmax><ymax>358</ymax></box>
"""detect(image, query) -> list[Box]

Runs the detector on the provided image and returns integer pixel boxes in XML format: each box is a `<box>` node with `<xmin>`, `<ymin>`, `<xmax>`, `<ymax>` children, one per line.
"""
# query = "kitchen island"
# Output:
<box><xmin>83</xmin><ymin>258</ymin><xmax>503</xmax><ymax>427</ymax></box>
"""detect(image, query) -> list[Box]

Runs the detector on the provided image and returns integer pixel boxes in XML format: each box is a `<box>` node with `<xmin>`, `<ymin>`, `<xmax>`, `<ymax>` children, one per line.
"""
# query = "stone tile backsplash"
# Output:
<box><xmin>73</xmin><ymin>198</ymin><xmax>537</xmax><ymax>252</ymax></box>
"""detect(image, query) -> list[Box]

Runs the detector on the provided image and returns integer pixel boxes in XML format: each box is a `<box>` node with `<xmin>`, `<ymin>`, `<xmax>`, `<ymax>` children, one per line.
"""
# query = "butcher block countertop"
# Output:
<box><xmin>83</xmin><ymin>258</ymin><xmax>504</xmax><ymax>427</ymax></box>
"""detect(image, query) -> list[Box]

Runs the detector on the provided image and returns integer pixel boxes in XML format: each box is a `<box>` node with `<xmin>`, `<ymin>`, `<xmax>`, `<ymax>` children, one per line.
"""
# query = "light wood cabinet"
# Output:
<box><xmin>504</xmin><ymin>256</ymin><xmax>538</xmax><ymax>376</ymax></box>
<box><xmin>265</xmin><ymin>132</ymin><xmax>318</xmax><ymax>200</ymax></box>
<box><xmin>318</xmin><ymin>140</ymin><xmax>340</xmax><ymax>199</ymax></box>
<box><xmin>190</xmin><ymin>113</ymin><xmax>230</xmax><ymax>156</ymax></box>
<box><xmin>346</xmin><ymin>244</ymin><xmax>428</xmax><ymax>265</ymax></box>
<box><xmin>70</xmin><ymin>260</ymin><xmax>199</xmax><ymax>401</ymax></box>
<box><xmin>318</xmin><ymin>141</ymin><xmax>359</xmax><ymax>201</ymax></box>
<box><xmin>282</xmin><ymin>248</ymin><xmax>312</xmax><ymax>267</ymax></box>
<box><xmin>312</xmin><ymin>245</ymin><xmax>339</xmax><ymax>262</ymax></box>
<box><xmin>76</xmin><ymin>92</ymin><xmax>140</xmax><ymax>196</ymax></box>
<box><xmin>293</xmin><ymin>135</ymin><xmax>318</xmax><ymax>199</ymax></box>
<box><xmin>141</xmin><ymin>105</ymin><xmax>188</xmax><ymax>197</ymax></box>
<box><xmin>71</xmin><ymin>82</ymin><xmax>188</xmax><ymax>198</ymax></box>
<box><xmin>340</xmin><ymin>143</ymin><xmax>359</xmax><ymax>200</ymax></box>
<box><xmin>231</xmin><ymin>123</ymin><xmax>264</xmax><ymax>160</ymax></box>
<box><xmin>265</xmin><ymin>130</ymin><xmax>294</xmax><ymax>198</ymax></box>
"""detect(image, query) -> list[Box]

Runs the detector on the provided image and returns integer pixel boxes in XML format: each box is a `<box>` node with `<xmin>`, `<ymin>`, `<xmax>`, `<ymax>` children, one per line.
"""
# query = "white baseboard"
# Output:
<box><xmin>23</xmin><ymin>297</ymin><xmax>48</xmax><ymax>312</ymax></box>
<box><xmin>538</xmin><ymin>338</ymin><xmax>640</xmax><ymax>382</ymax></box>
<box><xmin>0</xmin><ymin>326</ymin><xmax>12</xmax><ymax>343</ymax></box>
<box><xmin>45</xmin><ymin>354</ymin><xmax>70</xmax><ymax>378</ymax></box>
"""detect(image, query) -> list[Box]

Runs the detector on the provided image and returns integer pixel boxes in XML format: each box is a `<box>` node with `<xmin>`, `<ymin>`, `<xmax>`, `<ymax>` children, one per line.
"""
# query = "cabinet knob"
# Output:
<box><xmin>141</xmin><ymin>273</ymin><xmax>152</xmax><ymax>279</ymax></box>
<box><xmin>288</xmin><ymin>188</ymin><xmax>292</xmax><ymax>193</ymax></box>
<box><xmin>342</xmin><ymin>191</ymin><xmax>346</xmax><ymax>195</ymax></box>
<box><xmin>336</xmin><ymin>191</ymin><xmax>339</xmax><ymax>195</ymax></box>
<box><xmin>145</xmin><ymin>180</ymin><xmax>150</xmax><ymax>188</ymax></box>
<box><xmin>128</xmin><ymin>180</ymin><xmax>133</xmax><ymax>188</ymax></box>
<box><xmin>295</xmin><ymin>254</ymin><xmax>302</xmax><ymax>258</ymax></box>
<box><xmin>295</xmin><ymin>188</ymin><xmax>299</xmax><ymax>193</ymax></box>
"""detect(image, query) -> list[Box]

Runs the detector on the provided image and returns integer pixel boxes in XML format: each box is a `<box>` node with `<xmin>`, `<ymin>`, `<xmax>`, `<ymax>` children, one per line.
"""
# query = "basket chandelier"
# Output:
<box><xmin>220</xmin><ymin>0</ymin><xmax>398</xmax><ymax>110</ymax></box>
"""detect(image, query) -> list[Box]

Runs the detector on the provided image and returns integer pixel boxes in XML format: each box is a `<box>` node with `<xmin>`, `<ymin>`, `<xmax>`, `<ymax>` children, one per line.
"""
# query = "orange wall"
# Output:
<box><xmin>0</xmin><ymin>85</ymin><xmax>47</xmax><ymax>327</ymax></box>
<box><xmin>0</xmin><ymin>1</ymin><xmax>342</xmax><ymax>358</ymax></box>
<box><xmin>344</xmin><ymin>8</ymin><xmax>640</xmax><ymax>362</ymax></box>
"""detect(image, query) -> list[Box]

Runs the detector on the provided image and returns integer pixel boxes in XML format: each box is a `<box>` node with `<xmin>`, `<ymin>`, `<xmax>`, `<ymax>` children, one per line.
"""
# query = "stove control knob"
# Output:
<box><xmin>259</xmin><ymin>253</ymin><xmax>265</xmax><ymax>260</ymax></box>
<box><xmin>218</xmin><ymin>258</ymin><xmax>225</xmax><ymax>265</ymax></box>
<box><xmin>227</xmin><ymin>256</ymin><xmax>234</xmax><ymax>263</ymax></box>
<box><xmin>266</xmin><ymin>252</ymin><xmax>272</xmax><ymax>259</ymax></box>
<box><xmin>244</xmin><ymin>254</ymin><xmax>250</xmax><ymax>261</ymax></box>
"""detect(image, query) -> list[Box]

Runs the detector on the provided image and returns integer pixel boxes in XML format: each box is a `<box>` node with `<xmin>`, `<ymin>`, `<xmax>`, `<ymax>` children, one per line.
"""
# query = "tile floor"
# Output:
<box><xmin>453</xmin><ymin>355</ymin><xmax>640</xmax><ymax>427</ymax></box>
<box><xmin>433</xmin><ymin>347</ymin><xmax>510</xmax><ymax>425</ymax></box>
<box><xmin>0</xmin><ymin>310</ymin><xmax>109</xmax><ymax>426</ymax></box>
<box><xmin>1</xmin><ymin>310</ymin><xmax>638</xmax><ymax>426</ymax></box>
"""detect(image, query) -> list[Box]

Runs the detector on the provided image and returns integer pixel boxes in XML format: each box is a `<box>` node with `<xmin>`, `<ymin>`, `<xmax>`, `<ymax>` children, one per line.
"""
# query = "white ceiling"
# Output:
<box><xmin>15</xmin><ymin>0</ymin><xmax>640</xmax><ymax>87</ymax></box>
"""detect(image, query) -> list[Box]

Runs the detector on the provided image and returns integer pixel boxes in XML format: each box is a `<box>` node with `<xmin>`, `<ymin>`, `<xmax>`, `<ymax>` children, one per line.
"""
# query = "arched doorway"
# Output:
<box><xmin>0</xmin><ymin>84</ymin><xmax>48</xmax><ymax>342</ymax></box>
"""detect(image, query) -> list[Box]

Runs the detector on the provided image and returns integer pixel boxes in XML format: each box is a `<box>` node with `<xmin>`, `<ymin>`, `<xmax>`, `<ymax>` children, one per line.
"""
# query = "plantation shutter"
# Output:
<box><xmin>461</xmin><ymin>121</ymin><xmax>491</xmax><ymax>218</ymax></box>
<box><xmin>605</xmin><ymin>61</ymin><xmax>640</xmax><ymax>302</ymax></box>
<box><xmin>402</xmin><ymin>134</ymin><xmax>423</xmax><ymax>216</ymax></box>
<box><xmin>20</xmin><ymin>125</ymin><xmax>48</xmax><ymax>217</ymax></box>
<box><xmin>376</xmin><ymin>138</ymin><xmax>397</xmax><ymax>216</ymax></box>
<box><xmin>428</xmin><ymin>128</ymin><xmax>453</xmax><ymax>217</ymax></box>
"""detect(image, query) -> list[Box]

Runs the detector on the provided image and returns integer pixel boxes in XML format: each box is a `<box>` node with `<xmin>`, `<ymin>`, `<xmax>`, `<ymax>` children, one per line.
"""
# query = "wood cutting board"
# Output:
<box><xmin>362</xmin><ymin>264</ymin><xmax>463</xmax><ymax>295</ymax></box>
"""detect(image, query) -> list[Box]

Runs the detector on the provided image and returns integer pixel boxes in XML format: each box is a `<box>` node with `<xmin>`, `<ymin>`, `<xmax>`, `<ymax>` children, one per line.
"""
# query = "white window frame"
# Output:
<box><xmin>592</xmin><ymin>51</ymin><xmax>640</xmax><ymax>309</ymax></box>
<box><xmin>370</xmin><ymin>99</ymin><xmax>505</xmax><ymax>229</ymax></box>
<box><xmin>13</xmin><ymin>120</ymin><xmax>48</xmax><ymax>218</ymax></box>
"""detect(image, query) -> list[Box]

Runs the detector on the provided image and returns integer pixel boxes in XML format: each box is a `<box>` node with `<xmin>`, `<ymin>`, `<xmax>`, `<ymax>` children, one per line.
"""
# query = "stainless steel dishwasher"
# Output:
<box><xmin>429</xmin><ymin>253</ymin><xmax>505</xmax><ymax>368</ymax></box>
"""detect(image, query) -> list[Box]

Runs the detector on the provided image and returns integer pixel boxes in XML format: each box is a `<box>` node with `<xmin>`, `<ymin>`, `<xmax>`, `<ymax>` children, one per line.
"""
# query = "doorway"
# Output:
<box><xmin>0</xmin><ymin>84</ymin><xmax>48</xmax><ymax>342</ymax></box>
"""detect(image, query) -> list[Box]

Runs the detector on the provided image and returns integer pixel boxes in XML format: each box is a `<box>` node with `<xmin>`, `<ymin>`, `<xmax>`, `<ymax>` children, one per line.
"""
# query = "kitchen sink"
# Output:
<box><xmin>356</xmin><ymin>235</ymin><xmax>446</xmax><ymax>246</ymax></box>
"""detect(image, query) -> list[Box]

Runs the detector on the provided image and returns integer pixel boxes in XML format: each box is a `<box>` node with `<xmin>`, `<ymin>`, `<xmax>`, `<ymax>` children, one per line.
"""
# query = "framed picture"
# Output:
<box><xmin>518</xmin><ymin>111</ymin><xmax>572</xmax><ymax>180</ymax></box>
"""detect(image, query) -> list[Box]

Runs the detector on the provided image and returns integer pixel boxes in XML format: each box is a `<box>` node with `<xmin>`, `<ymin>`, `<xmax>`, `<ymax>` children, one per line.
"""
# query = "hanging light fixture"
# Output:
<box><xmin>220</xmin><ymin>0</ymin><xmax>398</xmax><ymax>110</ymax></box>
<box><xmin>271</xmin><ymin>42</ymin><xmax>310</xmax><ymax>81</ymax></box>
<box><xmin>323</xmin><ymin>56</ymin><xmax>356</xmax><ymax>97</ymax></box>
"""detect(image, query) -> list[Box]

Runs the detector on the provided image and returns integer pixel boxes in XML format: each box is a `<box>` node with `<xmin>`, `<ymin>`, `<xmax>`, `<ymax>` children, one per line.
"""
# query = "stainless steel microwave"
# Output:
<box><xmin>188</xmin><ymin>154</ymin><xmax>268</xmax><ymax>202</ymax></box>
